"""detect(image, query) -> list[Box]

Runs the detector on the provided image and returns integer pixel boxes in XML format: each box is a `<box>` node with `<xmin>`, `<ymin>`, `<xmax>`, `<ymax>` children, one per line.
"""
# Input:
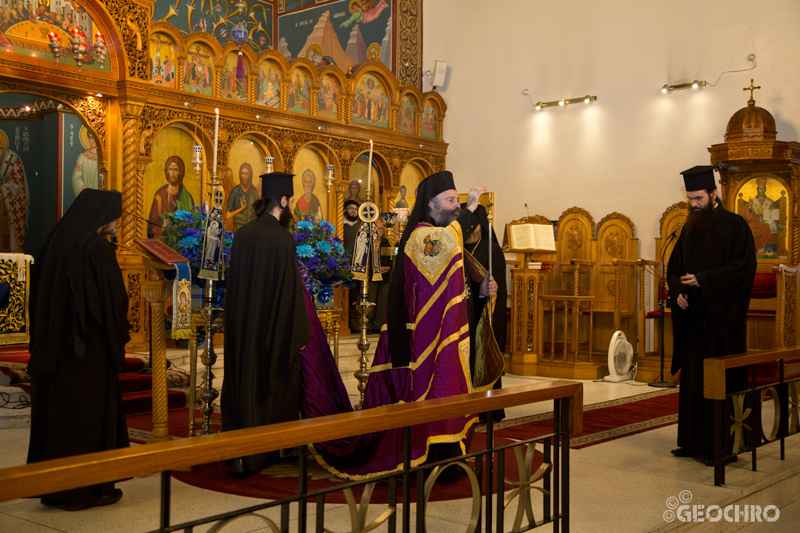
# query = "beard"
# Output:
<box><xmin>432</xmin><ymin>205</ymin><xmax>461</xmax><ymax>227</ymax></box>
<box><xmin>683</xmin><ymin>201</ymin><xmax>717</xmax><ymax>240</ymax></box>
<box><xmin>344</xmin><ymin>211</ymin><xmax>358</xmax><ymax>223</ymax></box>
<box><xmin>279</xmin><ymin>204</ymin><xmax>293</xmax><ymax>228</ymax></box>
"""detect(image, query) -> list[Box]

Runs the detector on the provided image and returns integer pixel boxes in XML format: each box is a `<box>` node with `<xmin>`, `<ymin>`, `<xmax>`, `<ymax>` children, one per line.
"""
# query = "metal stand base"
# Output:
<box><xmin>649</xmin><ymin>380</ymin><xmax>677</xmax><ymax>388</ymax></box>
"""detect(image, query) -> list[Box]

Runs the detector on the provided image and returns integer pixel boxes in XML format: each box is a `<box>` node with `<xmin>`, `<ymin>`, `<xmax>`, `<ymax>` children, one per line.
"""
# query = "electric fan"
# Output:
<box><xmin>604</xmin><ymin>331</ymin><xmax>634</xmax><ymax>382</ymax></box>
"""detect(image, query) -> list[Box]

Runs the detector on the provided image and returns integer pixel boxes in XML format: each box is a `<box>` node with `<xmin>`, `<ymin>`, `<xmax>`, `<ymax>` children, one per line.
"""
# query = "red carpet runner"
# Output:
<box><xmin>166</xmin><ymin>388</ymin><xmax>679</xmax><ymax>503</ymax></box>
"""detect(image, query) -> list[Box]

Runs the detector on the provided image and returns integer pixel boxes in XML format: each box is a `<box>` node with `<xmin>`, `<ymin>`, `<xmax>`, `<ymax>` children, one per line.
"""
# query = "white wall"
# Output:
<box><xmin>422</xmin><ymin>0</ymin><xmax>800</xmax><ymax>259</ymax></box>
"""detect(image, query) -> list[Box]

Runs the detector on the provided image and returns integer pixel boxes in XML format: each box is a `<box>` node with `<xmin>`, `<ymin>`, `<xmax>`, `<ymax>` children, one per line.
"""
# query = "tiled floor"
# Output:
<box><xmin>1</xmin><ymin>366</ymin><xmax>799</xmax><ymax>531</ymax></box>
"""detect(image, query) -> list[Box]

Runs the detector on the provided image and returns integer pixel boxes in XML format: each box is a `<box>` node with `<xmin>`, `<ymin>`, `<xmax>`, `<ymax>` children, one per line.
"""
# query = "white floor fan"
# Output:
<box><xmin>604</xmin><ymin>331</ymin><xmax>634</xmax><ymax>382</ymax></box>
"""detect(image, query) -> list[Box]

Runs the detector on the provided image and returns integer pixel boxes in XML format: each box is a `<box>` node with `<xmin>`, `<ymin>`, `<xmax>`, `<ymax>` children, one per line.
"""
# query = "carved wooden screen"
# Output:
<box><xmin>595</xmin><ymin>213</ymin><xmax>637</xmax><ymax>313</ymax></box>
<box><xmin>554</xmin><ymin>207</ymin><xmax>595</xmax><ymax>294</ymax></box>
<box><xmin>657</xmin><ymin>202</ymin><xmax>688</xmax><ymax>265</ymax></box>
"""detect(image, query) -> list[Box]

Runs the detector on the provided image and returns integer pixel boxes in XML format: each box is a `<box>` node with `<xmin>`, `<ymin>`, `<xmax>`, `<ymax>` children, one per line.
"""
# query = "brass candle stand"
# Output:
<box><xmin>354</xmin><ymin>190</ymin><xmax>378</xmax><ymax>409</ymax></box>
<box><xmin>190</xmin><ymin>166</ymin><xmax>226</xmax><ymax>435</ymax></box>
<box><xmin>189</xmin><ymin>305</ymin><xmax>223</xmax><ymax>436</ymax></box>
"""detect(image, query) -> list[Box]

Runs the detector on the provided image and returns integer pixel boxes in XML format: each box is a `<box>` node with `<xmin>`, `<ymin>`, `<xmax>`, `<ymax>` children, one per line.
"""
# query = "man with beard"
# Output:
<box><xmin>27</xmin><ymin>189</ymin><xmax>130</xmax><ymax>510</ymax></box>
<box><xmin>222</xmin><ymin>171</ymin><xmax>311</xmax><ymax>478</ymax></box>
<box><xmin>309</xmin><ymin>171</ymin><xmax>502</xmax><ymax>480</ymax></box>
<box><xmin>225</xmin><ymin>162</ymin><xmax>259</xmax><ymax>232</ymax></box>
<box><xmin>667</xmin><ymin>165</ymin><xmax>756</xmax><ymax>465</ymax></box>
<box><xmin>294</xmin><ymin>169</ymin><xmax>322</xmax><ymax>221</ymax></box>
<box><xmin>148</xmin><ymin>156</ymin><xmax>194</xmax><ymax>238</ymax></box>
<box><xmin>343</xmin><ymin>199</ymin><xmax>362</xmax><ymax>328</ymax></box>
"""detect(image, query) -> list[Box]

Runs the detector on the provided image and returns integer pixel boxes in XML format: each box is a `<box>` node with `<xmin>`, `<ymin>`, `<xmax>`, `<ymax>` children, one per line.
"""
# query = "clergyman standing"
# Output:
<box><xmin>667</xmin><ymin>165</ymin><xmax>756</xmax><ymax>465</ymax></box>
<box><xmin>222</xmin><ymin>171</ymin><xmax>311</xmax><ymax>478</ymax></box>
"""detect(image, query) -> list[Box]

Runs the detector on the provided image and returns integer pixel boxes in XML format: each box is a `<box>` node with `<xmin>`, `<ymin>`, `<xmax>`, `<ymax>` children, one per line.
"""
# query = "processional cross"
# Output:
<box><xmin>744</xmin><ymin>79</ymin><xmax>761</xmax><ymax>104</ymax></box>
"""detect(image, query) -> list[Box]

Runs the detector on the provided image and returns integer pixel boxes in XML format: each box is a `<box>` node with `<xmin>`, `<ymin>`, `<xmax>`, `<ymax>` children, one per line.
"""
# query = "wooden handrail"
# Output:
<box><xmin>0</xmin><ymin>381</ymin><xmax>583</xmax><ymax>503</ymax></box>
<box><xmin>569</xmin><ymin>259</ymin><xmax>594</xmax><ymax>266</ymax></box>
<box><xmin>704</xmin><ymin>346</ymin><xmax>800</xmax><ymax>400</ymax></box>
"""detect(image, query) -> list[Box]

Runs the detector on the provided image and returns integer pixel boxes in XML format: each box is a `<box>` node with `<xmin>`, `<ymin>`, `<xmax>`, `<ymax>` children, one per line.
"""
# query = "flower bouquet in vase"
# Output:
<box><xmin>293</xmin><ymin>217</ymin><xmax>355</xmax><ymax>306</ymax></box>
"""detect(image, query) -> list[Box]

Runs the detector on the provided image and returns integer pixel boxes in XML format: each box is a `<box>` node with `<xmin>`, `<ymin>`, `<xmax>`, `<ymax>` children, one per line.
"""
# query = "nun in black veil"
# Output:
<box><xmin>27</xmin><ymin>189</ymin><xmax>131</xmax><ymax>511</ymax></box>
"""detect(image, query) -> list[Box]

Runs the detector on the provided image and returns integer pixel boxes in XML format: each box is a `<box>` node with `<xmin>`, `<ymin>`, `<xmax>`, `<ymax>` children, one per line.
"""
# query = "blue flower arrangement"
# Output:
<box><xmin>293</xmin><ymin>216</ymin><xmax>354</xmax><ymax>302</ymax></box>
<box><xmin>160</xmin><ymin>206</ymin><xmax>234</xmax><ymax>278</ymax></box>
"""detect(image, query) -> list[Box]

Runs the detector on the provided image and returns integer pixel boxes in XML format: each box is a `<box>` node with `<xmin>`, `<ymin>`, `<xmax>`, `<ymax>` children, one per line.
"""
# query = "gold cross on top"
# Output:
<box><xmin>744</xmin><ymin>79</ymin><xmax>761</xmax><ymax>102</ymax></box>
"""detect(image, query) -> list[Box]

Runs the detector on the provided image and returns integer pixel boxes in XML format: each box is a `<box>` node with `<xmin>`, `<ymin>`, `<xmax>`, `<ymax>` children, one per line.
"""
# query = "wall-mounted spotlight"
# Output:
<box><xmin>661</xmin><ymin>55</ymin><xmax>757</xmax><ymax>94</ymax></box>
<box><xmin>661</xmin><ymin>80</ymin><xmax>706</xmax><ymax>93</ymax></box>
<box><xmin>523</xmin><ymin>89</ymin><xmax>597</xmax><ymax>109</ymax></box>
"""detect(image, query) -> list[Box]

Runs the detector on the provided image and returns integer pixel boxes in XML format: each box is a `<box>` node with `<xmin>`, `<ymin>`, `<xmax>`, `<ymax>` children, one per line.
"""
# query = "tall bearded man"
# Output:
<box><xmin>222</xmin><ymin>171</ymin><xmax>311</xmax><ymax>478</ymax></box>
<box><xmin>310</xmin><ymin>170</ymin><xmax>501</xmax><ymax>479</ymax></box>
<box><xmin>667</xmin><ymin>165</ymin><xmax>756</xmax><ymax>465</ymax></box>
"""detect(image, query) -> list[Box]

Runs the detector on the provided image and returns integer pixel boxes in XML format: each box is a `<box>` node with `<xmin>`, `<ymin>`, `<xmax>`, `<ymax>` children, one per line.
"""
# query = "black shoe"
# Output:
<box><xmin>703</xmin><ymin>454</ymin><xmax>738</xmax><ymax>467</ymax></box>
<box><xmin>229</xmin><ymin>457</ymin><xmax>258</xmax><ymax>479</ymax></box>
<box><xmin>671</xmin><ymin>448</ymin><xmax>697</xmax><ymax>457</ymax></box>
<box><xmin>60</xmin><ymin>489</ymin><xmax>123</xmax><ymax>512</ymax></box>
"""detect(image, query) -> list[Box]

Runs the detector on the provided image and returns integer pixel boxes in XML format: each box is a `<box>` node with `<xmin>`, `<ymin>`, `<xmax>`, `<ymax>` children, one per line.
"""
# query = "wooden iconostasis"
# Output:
<box><xmin>0</xmin><ymin>0</ymin><xmax>442</xmax><ymax>349</ymax></box>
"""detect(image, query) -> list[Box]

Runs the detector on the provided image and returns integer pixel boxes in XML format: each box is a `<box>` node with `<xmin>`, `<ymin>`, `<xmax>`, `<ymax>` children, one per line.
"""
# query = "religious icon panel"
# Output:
<box><xmin>292</xmin><ymin>147</ymin><xmax>328</xmax><ymax>222</ymax></box>
<box><xmin>398</xmin><ymin>95</ymin><xmax>416</xmax><ymax>134</ymax></box>
<box><xmin>287</xmin><ymin>67</ymin><xmax>312</xmax><ymax>114</ymax></box>
<box><xmin>317</xmin><ymin>74</ymin><xmax>341</xmax><ymax>119</ymax></box>
<box><xmin>149</xmin><ymin>33</ymin><xmax>177</xmax><ymax>87</ymax></box>
<box><xmin>736</xmin><ymin>175</ymin><xmax>789</xmax><ymax>260</ymax></box>
<box><xmin>145</xmin><ymin>127</ymin><xmax>201</xmax><ymax>238</ymax></box>
<box><xmin>220</xmin><ymin>52</ymin><xmax>248</xmax><ymax>102</ymax></box>
<box><xmin>421</xmin><ymin>101</ymin><xmax>437</xmax><ymax>139</ymax></box>
<box><xmin>255</xmin><ymin>60</ymin><xmax>282</xmax><ymax>108</ymax></box>
<box><xmin>351</xmin><ymin>74</ymin><xmax>389</xmax><ymax>128</ymax></box>
<box><xmin>183</xmin><ymin>43</ymin><xmax>215</xmax><ymax>96</ymax></box>
<box><xmin>225</xmin><ymin>138</ymin><xmax>266</xmax><ymax>232</ymax></box>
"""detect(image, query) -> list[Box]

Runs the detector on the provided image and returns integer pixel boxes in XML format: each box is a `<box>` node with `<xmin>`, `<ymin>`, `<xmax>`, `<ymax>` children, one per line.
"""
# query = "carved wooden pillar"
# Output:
<box><xmin>119</xmin><ymin>102</ymin><xmax>145</xmax><ymax>250</ymax></box>
<box><xmin>390</xmin><ymin>103</ymin><xmax>400</xmax><ymax>131</ymax></box>
<box><xmin>119</xmin><ymin>102</ymin><xmax>150</xmax><ymax>351</ymax></box>
<box><xmin>311</xmin><ymin>87</ymin><xmax>319</xmax><ymax>116</ymax></box>
<box><xmin>791</xmin><ymin>164</ymin><xmax>800</xmax><ymax>266</ymax></box>
<box><xmin>140</xmin><ymin>261</ymin><xmax>173</xmax><ymax>443</ymax></box>
<box><xmin>334</xmin><ymin>182</ymin><xmax>346</xmax><ymax>239</ymax></box>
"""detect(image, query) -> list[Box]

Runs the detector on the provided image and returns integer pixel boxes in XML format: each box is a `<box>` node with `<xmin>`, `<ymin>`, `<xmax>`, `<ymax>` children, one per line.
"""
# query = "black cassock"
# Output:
<box><xmin>667</xmin><ymin>205</ymin><xmax>756</xmax><ymax>457</ymax></box>
<box><xmin>464</xmin><ymin>204</ymin><xmax>506</xmax><ymax>422</ymax></box>
<box><xmin>221</xmin><ymin>213</ymin><xmax>311</xmax><ymax>472</ymax></box>
<box><xmin>27</xmin><ymin>189</ymin><xmax>130</xmax><ymax>504</ymax></box>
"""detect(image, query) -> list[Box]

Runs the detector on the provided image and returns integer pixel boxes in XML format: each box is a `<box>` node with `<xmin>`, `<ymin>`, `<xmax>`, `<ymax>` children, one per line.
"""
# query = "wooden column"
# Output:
<box><xmin>141</xmin><ymin>262</ymin><xmax>173</xmax><ymax>444</ymax></box>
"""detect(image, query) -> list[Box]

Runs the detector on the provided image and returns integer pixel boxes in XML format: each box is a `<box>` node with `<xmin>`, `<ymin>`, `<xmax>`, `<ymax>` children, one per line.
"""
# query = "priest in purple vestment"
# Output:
<box><xmin>303</xmin><ymin>171</ymin><xmax>501</xmax><ymax>480</ymax></box>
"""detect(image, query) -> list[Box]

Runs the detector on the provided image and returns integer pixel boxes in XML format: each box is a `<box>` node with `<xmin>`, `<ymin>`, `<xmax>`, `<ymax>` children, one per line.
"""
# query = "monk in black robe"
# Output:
<box><xmin>222</xmin><ymin>172</ymin><xmax>311</xmax><ymax>478</ymax></box>
<box><xmin>464</xmin><ymin>203</ymin><xmax>507</xmax><ymax>422</ymax></box>
<box><xmin>667</xmin><ymin>166</ymin><xmax>756</xmax><ymax>464</ymax></box>
<box><xmin>27</xmin><ymin>189</ymin><xmax>130</xmax><ymax>510</ymax></box>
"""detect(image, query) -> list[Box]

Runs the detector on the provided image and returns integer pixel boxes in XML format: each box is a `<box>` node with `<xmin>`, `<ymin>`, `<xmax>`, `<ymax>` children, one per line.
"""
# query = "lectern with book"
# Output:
<box><xmin>505</xmin><ymin>217</ymin><xmax>557</xmax><ymax>375</ymax></box>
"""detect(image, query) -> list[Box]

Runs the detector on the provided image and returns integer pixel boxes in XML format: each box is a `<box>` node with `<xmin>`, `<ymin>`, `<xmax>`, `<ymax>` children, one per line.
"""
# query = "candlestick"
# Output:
<box><xmin>213</xmin><ymin>109</ymin><xmax>219</xmax><ymax>173</ymax></box>
<box><xmin>366</xmin><ymin>140</ymin><xmax>373</xmax><ymax>195</ymax></box>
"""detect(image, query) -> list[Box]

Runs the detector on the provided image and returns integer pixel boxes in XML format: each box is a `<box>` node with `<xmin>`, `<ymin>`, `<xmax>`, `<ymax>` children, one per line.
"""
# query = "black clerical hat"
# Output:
<box><xmin>681</xmin><ymin>165</ymin><xmax>716</xmax><ymax>191</ymax></box>
<box><xmin>423</xmin><ymin>170</ymin><xmax>456</xmax><ymax>199</ymax></box>
<box><xmin>260</xmin><ymin>171</ymin><xmax>294</xmax><ymax>197</ymax></box>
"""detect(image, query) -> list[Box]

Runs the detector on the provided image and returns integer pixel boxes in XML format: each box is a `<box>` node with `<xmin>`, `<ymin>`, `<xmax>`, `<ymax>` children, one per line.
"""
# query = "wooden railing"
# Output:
<box><xmin>704</xmin><ymin>346</ymin><xmax>800</xmax><ymax>486</ymax></box>
<box><xmin>0</xmin><ymin>382</ymin><xmax>583</xmax><ymax>533</ymax></box>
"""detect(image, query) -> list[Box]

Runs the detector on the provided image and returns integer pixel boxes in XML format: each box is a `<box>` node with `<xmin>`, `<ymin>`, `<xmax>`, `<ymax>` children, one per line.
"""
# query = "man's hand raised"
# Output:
<box><xmin>467</xmin><ymin>186</ymin><xmax>487</xmax><ymax>212</ymax></box>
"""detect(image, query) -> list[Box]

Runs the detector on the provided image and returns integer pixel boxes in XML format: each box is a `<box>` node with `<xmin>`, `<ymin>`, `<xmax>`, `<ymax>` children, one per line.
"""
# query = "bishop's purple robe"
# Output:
<box><xmin>300</xmin><ymin>220</ymin><xmax>477</xmax><ymax>479</ymax></box>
